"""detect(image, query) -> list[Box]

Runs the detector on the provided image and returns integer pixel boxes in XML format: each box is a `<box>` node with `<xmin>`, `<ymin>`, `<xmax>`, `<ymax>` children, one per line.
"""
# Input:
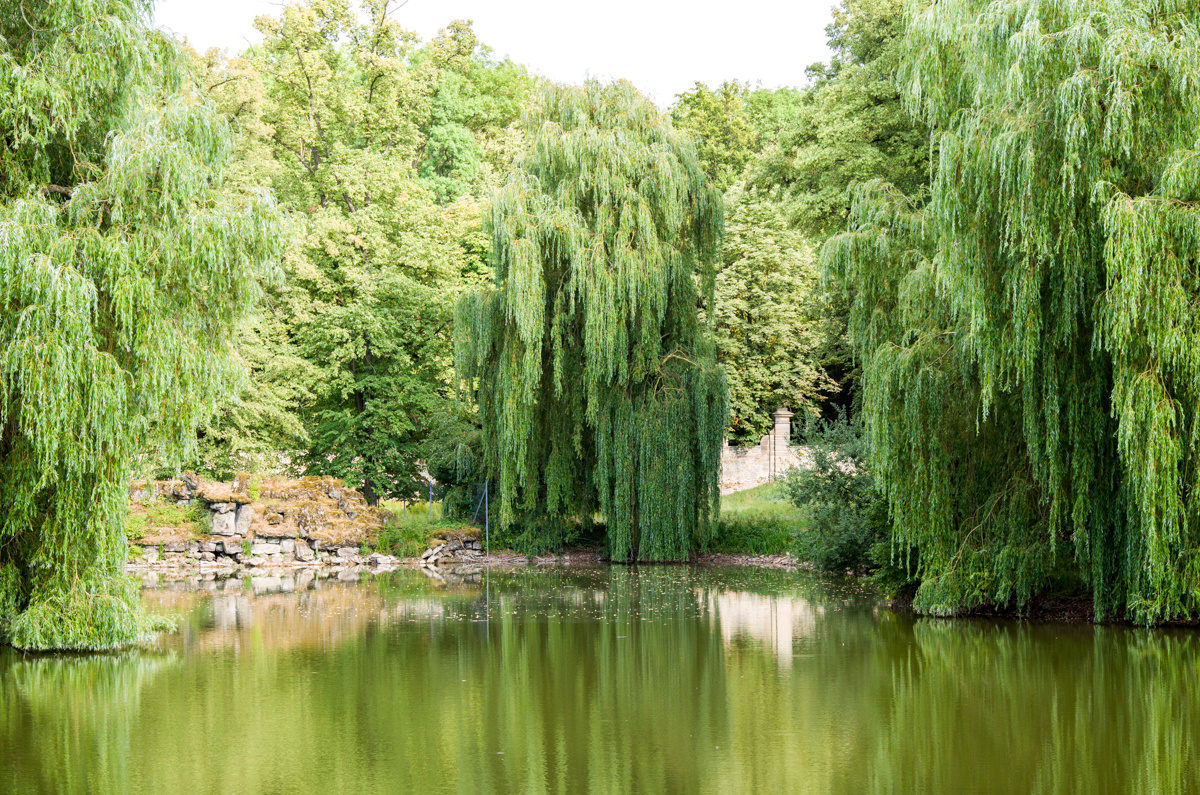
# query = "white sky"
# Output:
<box><xmin>152</xmin><ymin>0</ymin><xmax>836</xmax><ymax>106</ymax></box>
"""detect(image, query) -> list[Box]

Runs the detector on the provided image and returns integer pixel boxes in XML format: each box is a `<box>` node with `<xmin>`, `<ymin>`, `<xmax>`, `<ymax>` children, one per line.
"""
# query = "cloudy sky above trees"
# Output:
<box><xmin>153</xmin><ymin>0</ymin><xmax>836</xmax><ymax>105</ymax></box>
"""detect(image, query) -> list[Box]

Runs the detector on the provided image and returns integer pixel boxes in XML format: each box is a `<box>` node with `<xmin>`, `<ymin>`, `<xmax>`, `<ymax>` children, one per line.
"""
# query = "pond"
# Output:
<box><xmin>1</xmin><ymin>566</ymin><xmax>1197</xmax><ymax>794</ymax></box>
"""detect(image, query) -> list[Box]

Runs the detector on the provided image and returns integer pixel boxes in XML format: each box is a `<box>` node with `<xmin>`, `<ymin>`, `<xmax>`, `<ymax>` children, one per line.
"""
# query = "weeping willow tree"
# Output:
<box><xmin>827</xmin><ymin>0</ymin><xmax>1200</xmax><ymax>622</ymax></box>
<box><xmin>0</xmin><ymin>0</ymin><xmax>284</xmax><ymax>650</ymax></box>
<box><xmin>456</xmin><ymin>81</ymin><xmax>727</xmax><ymax>561</ymax></box>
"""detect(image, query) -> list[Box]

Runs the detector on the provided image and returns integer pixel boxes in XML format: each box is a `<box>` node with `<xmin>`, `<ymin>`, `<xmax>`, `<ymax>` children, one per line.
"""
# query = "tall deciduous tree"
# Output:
<box><xmin>456</xmin><ymin>81</ymin><xmax>728</xmax><ymax>561</ymax></box>
<box><xmin>673</xmin><ymin>82</ymin><xmax>838</xmax><ymax>435</ymax></box>
<box><xmin>251</xmin><ymin>0</ymin><xmax>478</xmax><ymax>503</ymax></box>
<box><xmin>189</xmin><ymin>48</ymin><xmax>311</xmax><ymax>479</ymax></box>
<box><xmin>414</xmin><ymin>20</ymin><xmax>533</xmax><ymax>204</ymax></box>
<box><xmin>0</xmin><ymin>0</ymin><xmax>284</xmax><ymax>649</ymax></box>
<box><xmin>671</xmin><ymin>81</ymin><xmax>758</xmax><ymax>192</ymax></box>
<box><xmin>830</xmin><ymin>0</ymin><xmax>1200</xmax><ymax>623</ymax></box>
<box><xmin>712</xmin><ymin>189</ymin><xmax>834</xmax><ymax>442</ymax></box>
<box><xmin>754</xmin><ymin>0</ymin><xmax>928</xmax><ymax>237</ymax></box>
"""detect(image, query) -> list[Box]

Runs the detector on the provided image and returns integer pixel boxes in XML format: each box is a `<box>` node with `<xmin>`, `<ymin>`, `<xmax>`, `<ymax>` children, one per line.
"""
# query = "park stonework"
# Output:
<box><xmin>126</xmin><ymin>475</ymin><xmax>400</xmax><ymax>572</ymax></box>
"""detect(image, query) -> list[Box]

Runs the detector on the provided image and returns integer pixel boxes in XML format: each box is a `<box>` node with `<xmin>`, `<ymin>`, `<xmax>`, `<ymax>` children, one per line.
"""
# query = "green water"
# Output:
<box><xmin>1</xmin><ymin>566</ymin><xmax>1197</xmax><ymax>794</ymax></box>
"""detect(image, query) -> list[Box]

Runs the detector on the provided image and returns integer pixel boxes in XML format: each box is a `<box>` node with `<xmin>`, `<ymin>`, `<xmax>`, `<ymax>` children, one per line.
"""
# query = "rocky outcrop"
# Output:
<box><xmin>420</xmin><ymin>531</ymin><xmax>485</xmax><ymax>566</ymax></box>
<box><xmin>127</xmin><ymin>474</ymin><xmax>395</xmax><ymax>571</ymax></box>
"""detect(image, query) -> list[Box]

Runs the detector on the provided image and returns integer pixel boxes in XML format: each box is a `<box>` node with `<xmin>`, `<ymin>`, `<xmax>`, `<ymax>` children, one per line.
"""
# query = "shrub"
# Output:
<box><xmin>783</xmin><ymin>410</ymin><xmax>889</xmax><ymax>572</ymax></box>
<box><xmin>374</xmin><ymin>503</ymin><xmax>443</xmax><ymax>557</ymax></box>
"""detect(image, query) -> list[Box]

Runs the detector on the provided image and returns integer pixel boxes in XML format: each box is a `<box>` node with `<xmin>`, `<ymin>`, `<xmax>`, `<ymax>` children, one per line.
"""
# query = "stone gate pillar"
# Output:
<box><xmin>772</xmin><ymin>407</ymin><xmax>794</xmax><ymax>447</ymax></box>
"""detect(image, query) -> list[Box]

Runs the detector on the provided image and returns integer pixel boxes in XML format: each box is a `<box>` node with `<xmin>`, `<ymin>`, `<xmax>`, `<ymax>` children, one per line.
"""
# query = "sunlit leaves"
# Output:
<box><xmin>835</xmin><ymin>0</ymin><xmax>1200</xmax><ymax>622</ymax></box>
<box><xmin>0</xmin><ymin>1</ymin><xmax>284</xmax><ymax>649</ymax></box>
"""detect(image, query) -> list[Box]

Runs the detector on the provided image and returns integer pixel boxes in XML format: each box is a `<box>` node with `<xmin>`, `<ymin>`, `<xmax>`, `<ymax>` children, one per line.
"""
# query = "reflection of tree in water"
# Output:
<box><xmin>5</xmin><ymin>570</ymin><xmax>1188</xmax><ymax>793</ymax></box>
<box><xmin>1</xmin><ymin>651</ymin><xmax>174</xmax><ymax>794</ymax></box>
<box><xmin>863</xmin><ymin>621</ymin><xmax>1200</xmax><ymax>794</ymax></box>
<box><xmin>320</xmin><ymin>567</ymin><xmax>737</xmax><ymax>793</ymax></box>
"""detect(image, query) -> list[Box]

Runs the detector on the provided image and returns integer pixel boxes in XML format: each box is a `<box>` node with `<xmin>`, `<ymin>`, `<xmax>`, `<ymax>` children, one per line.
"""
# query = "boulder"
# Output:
<box><xmin>161</xmin><ymin>541</ymin><xmax>188</xmax><ymax>553</ymax></box>
<box><xmin>294</xmin><ymin>539</ymin><xmax>315</xmax><ymax>562</ymax></box>
<box><xmin>211</xmin><ymin>511</ymin><xmax>237</xmax><ymax>536</ymax></box>
<box><xmin>279</xmin><ymin>538</ymin><xmax>296</xmax><ymax>556</ymax></box>
<box><xmin>336</xmin><ymin>546</ymin><xmax>358</xmax><ymax>559</ymax></box>
<box><xmin>250</xmin><ymin>543</ymin><xmax>279</xmax><ymax>557</ymax></box>
<box><xmin>235</xmin><ymin>505</ymin><xmax>254</xmax><ymax>535</ymax></box>
<box><xmin>255</xmin><ymin>520</ymin><xmax>299</xmax><ymax>539</ymax></box>
<box><xmin>222</xmin><ymin>538</ymin><xmax>243</xmax><ymax>555</ymax></box>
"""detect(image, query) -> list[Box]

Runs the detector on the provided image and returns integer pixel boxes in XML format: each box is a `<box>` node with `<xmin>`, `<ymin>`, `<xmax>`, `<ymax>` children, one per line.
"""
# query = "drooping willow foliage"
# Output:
<box><xmin>456</xmin><ymin>81</ymin><xmax>727</xmax><ymax>561</ymax></box>
<box><xmin>827</xmin><ymin>0</ymin><xmax>1200</xmax><ymax>623</ymax></box>
<box><xmin>0</xmin><ymin>0</ymin><xmax>284</xmax><ymax>649</ymax></box>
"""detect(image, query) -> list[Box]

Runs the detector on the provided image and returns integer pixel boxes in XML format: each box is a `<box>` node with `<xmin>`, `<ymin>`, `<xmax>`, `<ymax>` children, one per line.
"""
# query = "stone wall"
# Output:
<box><xmin>128</xmin><ymin>475</ymin><xmax>397</xmax><ymax>570</ymax></box>
<box><xmin>719</xmin><ymin>408</ymin><xmax>810</xmax><ymax>494</ymax></box>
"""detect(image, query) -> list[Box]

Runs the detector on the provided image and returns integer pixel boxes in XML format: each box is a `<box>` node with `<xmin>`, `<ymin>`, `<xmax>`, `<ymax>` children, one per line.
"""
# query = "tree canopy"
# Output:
<box><xmin>456</xmin><ymin>81</ymin><xmax>728</xmax><ymax>561</ymax></box>
<box><xmin>711</xmin><ymin>189</ymin><xmax>834</xmax><ymax>442</ymax></box>
<box><xmin>754</xmin><ymin>0</ymin><xmax>928</xmax><ymax>237</ymax></box>
<box><xmin>830</xmin><ymin>0</ymin><xmax>1200</xmax><ymax>623</ymax></box>
<box><xmin>0</xmin><ymin>0</ymin><xmax>284</xmax><ymax>649</ymax></box>
<box><xmin>189</xmin><ymin>6</ymin><xmax>528</xmax><ymax>499</ymax></box>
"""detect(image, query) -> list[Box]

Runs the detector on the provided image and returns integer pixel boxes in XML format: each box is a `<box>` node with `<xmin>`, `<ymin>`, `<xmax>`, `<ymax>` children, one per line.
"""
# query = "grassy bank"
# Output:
<box><xmin>374</xmin><ymin>501</ymin><xmax>479</xmax><ymax>558</ymax></box>
<box><xmin>375</xmin><ymin>485</ymin><xmax>807</xmax><ymax>560</ymax></box>
<box><xmin>709</xmin><ymin>482</ymin><xmax>806</xmax><ymax>555</ymax></box>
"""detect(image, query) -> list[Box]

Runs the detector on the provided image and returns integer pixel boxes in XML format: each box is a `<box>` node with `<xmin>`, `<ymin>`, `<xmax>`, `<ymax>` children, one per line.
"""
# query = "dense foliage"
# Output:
<box><xmin>457</xmin><ymin>82</ymin><xmax>728</xmax><ymax>560</ymax></box>
<box><xmin>0</xmin><ymin>0</ymin><xmax>283</xmax><ymax>649</ymax></box>
<box><xmin>783</xmin><ymin>412</ymin><xmax>888</xmax><ymax>572</ymax></box>
<box><xmin>18</xmin><ymin>0</ymin><xmax>1200</xmax><ymax>650</ymax></box>
<box><xmin>710</xmin><ymin>189</ymin><xmax>834</xmax><ymax>442</ymax></box>
<box><xmin>831</xmin><ymin>0</ymin><xmax>1200</xmax><ymax>622</ymax></box>
<box><xmin>753</xmin><ymin>0</ymin><xmax>928</xmax><ymax>237</ymax></box>
<box><xmin>193</xmin><ymin>3</ymin><xmax>529</xmax><ymax>501</ymax></box>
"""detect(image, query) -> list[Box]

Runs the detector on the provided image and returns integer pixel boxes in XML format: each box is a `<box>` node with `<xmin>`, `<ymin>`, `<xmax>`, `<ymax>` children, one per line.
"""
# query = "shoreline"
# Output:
<box><xmin>125</xmin><ymin>548</ymin><xmax>806</xmax><ymax>577</ymax></box>
<box><xmin>126</xmin><ymin>549</ymin><xmax>1157</xmax><ymax>629</ymax></box>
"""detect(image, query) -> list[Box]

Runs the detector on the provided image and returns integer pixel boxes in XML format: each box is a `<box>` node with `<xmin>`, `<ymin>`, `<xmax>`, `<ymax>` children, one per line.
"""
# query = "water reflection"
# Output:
<box><xmin>1</xmin><ymin>568</ymin><xmax>1197</xmax><ymax>794</ymax></box>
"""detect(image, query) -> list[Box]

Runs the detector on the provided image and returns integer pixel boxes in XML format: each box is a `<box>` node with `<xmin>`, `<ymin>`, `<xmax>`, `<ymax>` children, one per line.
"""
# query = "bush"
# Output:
<box><xmin>124</xmin><ymin>498</ymin><xmax>208</xmax><ymax>541</ymax></box>
<box><xmin>374</xmin><ymin>502</ymin><xmax>488</xmax><ymax>558</ymax></box>
<box><xmin>783</xmin><ymin>410</ymin><xmax>889</xmax><ymax>572</ymax></box>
